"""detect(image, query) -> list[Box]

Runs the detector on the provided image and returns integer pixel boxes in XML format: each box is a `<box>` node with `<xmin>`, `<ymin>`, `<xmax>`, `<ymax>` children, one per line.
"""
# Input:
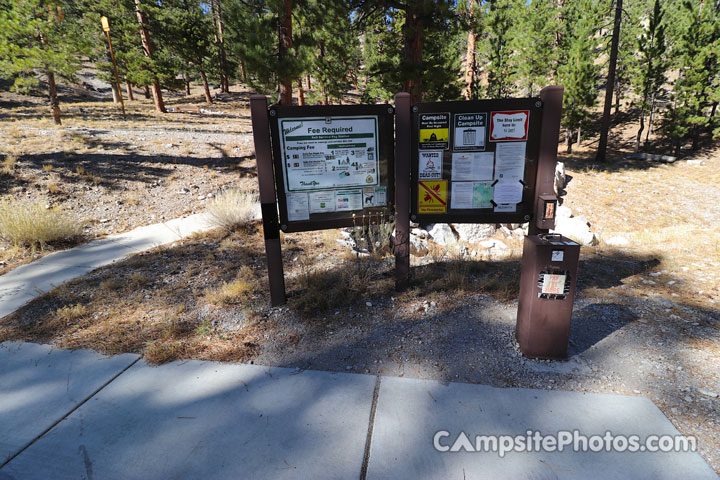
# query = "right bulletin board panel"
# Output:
<box><xmin>410</xmin><ymin>97</ymin><xmax>543</xmax><ymax>225</ymax></box>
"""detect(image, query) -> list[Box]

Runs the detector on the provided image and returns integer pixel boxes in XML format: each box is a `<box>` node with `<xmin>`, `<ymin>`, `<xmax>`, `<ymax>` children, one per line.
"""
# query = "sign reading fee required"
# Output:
<box><xmin>278</xmin><ymin>115</ymin><xmax>387</xmax><ymax>222</ymax></box>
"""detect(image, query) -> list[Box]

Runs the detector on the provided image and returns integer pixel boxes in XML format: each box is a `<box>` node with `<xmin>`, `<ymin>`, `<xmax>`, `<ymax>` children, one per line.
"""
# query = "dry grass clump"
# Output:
<box><xmin>206</xmin><ymin>189</ymin><xmax>257</xmax><ymax>231</ymax></box>
<box><xmin>292</xmin><ymin>254</ymin><xmax>392</xmax><ymax>313</ymax></box>
<box><xmin>0</xmin><ymin>197</ymin><xmax>81</xmax><ymax>248</ymax></box>
<box><xmin>204</xmin><ymin>265</ymin><xmax>258</xmax><ymax>305</ymax></box>
<box><xmin>2</xmin><ymin>155</ymin><xmax>17</xmax><ymax>174</ymax></box>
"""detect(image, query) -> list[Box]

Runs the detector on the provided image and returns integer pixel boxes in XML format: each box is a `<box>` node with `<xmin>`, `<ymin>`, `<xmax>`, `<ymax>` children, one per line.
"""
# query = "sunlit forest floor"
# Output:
<box><xmin>1</xmin><ymin>82</ymin><xmax>719</xmax><ymax>472</ymax></box>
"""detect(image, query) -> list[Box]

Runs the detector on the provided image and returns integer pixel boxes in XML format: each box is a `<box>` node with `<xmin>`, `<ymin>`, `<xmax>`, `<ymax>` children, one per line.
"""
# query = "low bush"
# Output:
<box><xmin>0</xmin><ymin>197</ymin><xmax>82</xmax><ymax>248</ymax></box>
<box><xmin>206</xmin><ymin>189</ymin><xmax>257</xmax><ymax>232</ymax></box>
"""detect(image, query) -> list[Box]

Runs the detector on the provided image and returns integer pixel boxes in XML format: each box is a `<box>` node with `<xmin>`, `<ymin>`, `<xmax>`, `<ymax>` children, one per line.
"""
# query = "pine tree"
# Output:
<box><xmin>632</xmin><ymin>0</ymin><xmax>667</xmax><ymax>151</ymax></box>
<box><xmin>662</xmin><ymin>0</ymin><xmax>720</xmax><ymax>152</ymax></box>
<box><xmin>359</xmin><ymin>2</ymin><xmax>462</xmax><ymax>103</ymax></box>
<box><xmin>557</xmin><ymin>0</ymin><xmax>603</xmax><ymax>153</ymax></box>
<box><xmin>0</xmin><ymin>0</ymin><xmax>88</xmax><ymax>124</ymax></box>
<box><xmin>510</xmin><ymin>0</ymin><xmax>557</xmax><ymax>97</ymax></box>
<box><xmin>224</xmin><ymin>0</ymin><xmax>307</xmax><ymax>104</ymax></box>
<box><xmin>157</xmin><ymin>0</ymin><xmax>217</xmax><ymax>104</ymax></box>
<box><xmin>302</xmin><ymin>0</ymin><xmax>361</xmax><ymax>105</ymax></box>
<box><xmin>482</xmin><ymin>0</ymin><xmax>517</xmax><ymax>99</ymax></box>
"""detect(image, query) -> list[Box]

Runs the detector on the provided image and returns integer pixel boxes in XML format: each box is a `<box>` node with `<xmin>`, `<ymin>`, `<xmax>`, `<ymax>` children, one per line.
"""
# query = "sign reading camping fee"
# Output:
<box><xmin>279</xmin><ymin>116</ymin><xmax>380</xmax><ymax>192</ymax></box>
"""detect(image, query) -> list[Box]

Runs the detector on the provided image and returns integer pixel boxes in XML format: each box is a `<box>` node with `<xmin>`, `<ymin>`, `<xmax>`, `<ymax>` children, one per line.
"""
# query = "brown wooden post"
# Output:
<box><xmin>529</xmin><ymin>86</ymin><xmax>564</xmax><ymax>236</ymax></box>
<box><xmin>250</xmin><ymin>95</ymin><xmax>286</xmax><ymax>306</ymax></box>
<box><xmin>394</xmin><ymin>92</ymin><xmax>411</xmax><ymax>291</ymax></box>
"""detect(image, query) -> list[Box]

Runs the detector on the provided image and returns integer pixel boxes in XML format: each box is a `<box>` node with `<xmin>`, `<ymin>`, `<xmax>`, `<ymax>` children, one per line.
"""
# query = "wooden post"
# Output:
<box><xmin>394</xmin><ymin>92</ymin><xmax>411</xmax><ymax>291</ymax></box>
<box><xmin>529</xmin><ymin>86</ymin><xmax>563</xmax><ymax>236</ymax></box>
<box><xmin>250</xmin><ymin>95</ymin><xmax>286</xmax><ymax>306</ymax></box>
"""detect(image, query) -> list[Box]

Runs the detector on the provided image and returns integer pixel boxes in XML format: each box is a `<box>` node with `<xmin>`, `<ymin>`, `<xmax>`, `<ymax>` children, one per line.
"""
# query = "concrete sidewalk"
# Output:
<box><xmin>0</xmin><ymin>213</ymin><xmax>214</xmax><ymax>318</ymax></box>
<box><xmin>0</xmin><ymin>341</ymin><xmax>716</xmax><ymax>479</ymax></box>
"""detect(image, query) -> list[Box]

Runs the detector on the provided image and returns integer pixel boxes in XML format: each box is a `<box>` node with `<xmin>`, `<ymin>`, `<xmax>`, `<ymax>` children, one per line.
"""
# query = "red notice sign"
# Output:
<box><xmin>490</xmin><ymin>111</ymin><xmax>529</xmax><ymax>142</ymax></box>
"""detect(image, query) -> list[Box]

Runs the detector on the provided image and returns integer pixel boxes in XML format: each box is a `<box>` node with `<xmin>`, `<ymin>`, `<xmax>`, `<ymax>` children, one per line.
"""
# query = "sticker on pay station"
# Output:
<box><xmin>418</xmin><ymin>180</ymin><xmax>447</xmax><ymax>214</ymax></box>
<box><xmin>490</xmin><ymin>111</ymin><xmax>529</xmax><ymax>141</ymax></box>
<box><xmin>453</xmin><ymin>113</ymin><xmax>486</xmax><ymax>151</ymax></box>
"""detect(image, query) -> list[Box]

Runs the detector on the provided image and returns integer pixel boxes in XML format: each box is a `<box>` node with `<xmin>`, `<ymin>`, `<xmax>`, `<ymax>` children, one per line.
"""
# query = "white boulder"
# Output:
<box><xmin>426</xmin><ymin>223</ymin><xmax>457</xmax><ymax>245</ymax></box>
<box><xmin>552</xmin><ymin>216</ymin><xmax>598</xmax><ymax>246</ymax></box>
<box><xmin>410</xmin><ymin>235</ymin><xmax>429</xmax><ymax>256</ymax></box>
<box><xmin>451</xmin><ymin>223</ymin><xmax>496</xmax><ymax>243</ymax></box>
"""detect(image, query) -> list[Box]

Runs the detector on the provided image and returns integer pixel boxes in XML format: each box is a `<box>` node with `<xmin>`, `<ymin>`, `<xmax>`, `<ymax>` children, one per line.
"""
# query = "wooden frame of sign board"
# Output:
<box><xmin>409</xmin><ymin>87</ymin><xmax>563</xmax><ymax>230</ymax></box>
<box><xmin>411</xmin><ymin>97</ymin><xmax>540</xmax><ymax>225</ymax></box>
<box><xmin>250</xmin><ymin>96</ymin><xmax>396</xmax><ymax>306</ymax></box>
<box><xmin>268</xmin><ymin>103</ymin><xmax>395</xmax><ymax>233</ymax></box>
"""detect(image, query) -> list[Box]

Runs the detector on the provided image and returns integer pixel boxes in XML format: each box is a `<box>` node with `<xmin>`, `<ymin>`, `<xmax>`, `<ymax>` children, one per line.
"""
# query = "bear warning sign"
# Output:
<box><xmin>418</xmin><ymin>180</ymin><xmax>447</xmax><ymax>214</ymax></box>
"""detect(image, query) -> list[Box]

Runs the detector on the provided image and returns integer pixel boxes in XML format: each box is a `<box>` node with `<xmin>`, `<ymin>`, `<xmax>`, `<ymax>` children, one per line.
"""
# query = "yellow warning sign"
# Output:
<box><xmin>418</xmin><ymin>180</ymin><xmax>447</xmax><ymax>214</ymax></box>
<box><xmin>419</xmin><ymin>128</ymin><xmax>449</xmax><ymax>144</ymax></box>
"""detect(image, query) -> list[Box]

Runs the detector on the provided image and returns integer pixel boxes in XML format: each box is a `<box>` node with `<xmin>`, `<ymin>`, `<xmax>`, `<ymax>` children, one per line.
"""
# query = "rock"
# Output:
<box><xmin>452</xmin><ymin>223</ymin><xmax>496</xmax><ymax>243</ymax></box>
<box><xmin>479</xmin><ymin>239</ymin><xmax>507</xmax><ymax>249</ymax></box>
<box><xmin>606</xmin><ymin>236</ymin><xmax>630</xmax><ymax>246</ymax></box>
<box><xmin>686</xmin><ymin>159</ymin><xmax>704</xmax><ymax>166</ymax></box>
<box><xmin>366</xmin><ymin>301</ymin><xmax>373</xmax><ymax>307</ymax></box>
<box><xmin>411</xmin><ymin>228</ymin><xmax>429</xmax><ymax>239</ymax></box>
<box><xmin>556</xmin><ymin>205</ymin><xmax>573</xmax><ymax>219</ymax></box>
<box><xmin>552</xmin><ymin>216</ymin><xmax>598</xmax><ymax>246</ymax></box>
<box><xmin>410</xmin><ymin>235</ymin><xmax>429</xmax><ymax>256</ymax></box>
<box><xmin>177</xmin><ymin>188</ymin><xmax>190</xmax><ymax>195</ymax></box>
<box><xmin>427</xmin><ymin>223</ymin><xmax>457</xmax><ymax>245</ymax></box>
<box><xmin>695</xmin><ymin>387</ymin><xmax>718</xmax><ymax>398</ymax></box>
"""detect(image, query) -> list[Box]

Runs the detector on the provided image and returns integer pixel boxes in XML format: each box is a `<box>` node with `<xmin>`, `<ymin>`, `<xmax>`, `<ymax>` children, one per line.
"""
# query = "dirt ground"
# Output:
<box><xmin>1</xmin><ymin>84</ymin><xmax>719</xmax><ymax>472</ymax></box>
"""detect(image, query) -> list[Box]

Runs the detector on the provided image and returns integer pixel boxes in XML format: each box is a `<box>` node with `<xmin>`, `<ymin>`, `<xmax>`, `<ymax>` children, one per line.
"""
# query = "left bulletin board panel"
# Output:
<box><xmin>269</xmin><ymin>103</ymin><xmax>395</xmax><ymax>233</ymax></box>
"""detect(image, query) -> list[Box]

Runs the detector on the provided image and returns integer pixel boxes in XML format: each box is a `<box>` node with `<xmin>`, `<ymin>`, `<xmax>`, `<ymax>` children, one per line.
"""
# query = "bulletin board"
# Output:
<box><xmin>410</xmin><ymin>97</ymin><xmax>544</xmax><ymax>225</ymax></box>
<box><xmin>268</xmin><ymin>103</ymin><xmax>395</xmax><ymax>233</ymax></box>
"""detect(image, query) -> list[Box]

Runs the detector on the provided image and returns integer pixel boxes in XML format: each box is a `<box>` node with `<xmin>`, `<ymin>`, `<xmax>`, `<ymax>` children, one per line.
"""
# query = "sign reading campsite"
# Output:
<box><xmin>279</xmin><ymin>116</ymin><xmax>380</xmax><ymax>192</ymax></box>
<box><xmin>418</xmin><ymin>112</ymin><xmax>450</xmax><ymax>150</ymax></box>
<box><xmin>490</xmin><ymin>110</ymin><xmax>529</xmax><ymax>141</ymax></box>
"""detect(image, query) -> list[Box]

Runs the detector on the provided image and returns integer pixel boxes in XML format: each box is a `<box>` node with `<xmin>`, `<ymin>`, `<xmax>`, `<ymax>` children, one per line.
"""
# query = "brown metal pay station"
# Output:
<box><xmin>250</xmin><ymin>86</ymin><xmax>580</xmax><ymax>359</ymax></box>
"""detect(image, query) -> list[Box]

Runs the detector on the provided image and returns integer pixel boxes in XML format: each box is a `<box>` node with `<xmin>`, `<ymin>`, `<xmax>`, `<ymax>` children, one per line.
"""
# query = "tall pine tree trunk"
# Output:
<box><xmin>596</xmin><ymin>0</ymin><xmax>622</xmax><ymax>162</ymax></box>
<box><xmin>645</xmin><ymin>92</ymin><xmax>656</xmax><ymax>144</ymax></box>
<box><xmin>463</xmin><ymin>0</ymin><xmax>478</xmax><ymax>100</ymax></box>
<box><xmin>144</xmin><ymin>86</ymin><xmax>151</xmax><ymax>99</ymax></box>
<box><xmin>211</xmin><ymin>0</ymin><xmax>229</xmax><ymax>93</ymax></box>
<box><xmin>240</xmin><ymin>61</ymin><xmax>247</xmax><ymax>83</ymax></box>
<box><xmin>278</xmin><ymin>0</ymin><xmax>293</xmax><ymax>105</ymax></box>
<box><xmin>306</xmin><ymin>75</ymin><xmax>311</xmax><ymax>90</ymax></box>
<box><xmin>566</xmin><ymin>128</ymin><xmax>573</xmax><ymax>153</ymax></box>
<box><xmin>183</xmin><ymin>73</ymin><xmax>191</xmax><ymax>95</ymax></box>
<box><xmin>126</xmin><ymin>82</ymin><xmax>135</xmax><ymax>101</ymax></box>
<box><xmin>47</xmin><ymin>71</ymin><xmax>62</xmax><ymax>126</ymax></box>
<box><xmin>111</xmin><ymin>82</ymin><xmax>120</xmax><ymax>104</ymax></box>
<box><xmin>636</xmin><ymin>114</ymin><xmax>645</xmax><ymax>152</ymax></box>
<box><xmin>199</xmin><ymin>69</ymin><xmax>213</xmax><ymax>104</ymax></box>
<box><xmin>135</xmin><ymin>0</ymin><xmax>166</xmax><ymax>113</ymax></box>
<box><xmin>403</xmin><ymin>1</ymin><xmax>424</xmax><ymax>104</ymax></box>
<box><xmin>297</xmin><ymin>80</ymin><xmax>305</xmax><ymax>106</ymax></box>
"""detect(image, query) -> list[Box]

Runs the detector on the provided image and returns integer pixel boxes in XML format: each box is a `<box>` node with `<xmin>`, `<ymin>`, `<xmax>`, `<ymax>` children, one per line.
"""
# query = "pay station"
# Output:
<box><xmin>250</xmin><ymin>86</ymin><xmax>579</xmax><ymax>359</ymax></box>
